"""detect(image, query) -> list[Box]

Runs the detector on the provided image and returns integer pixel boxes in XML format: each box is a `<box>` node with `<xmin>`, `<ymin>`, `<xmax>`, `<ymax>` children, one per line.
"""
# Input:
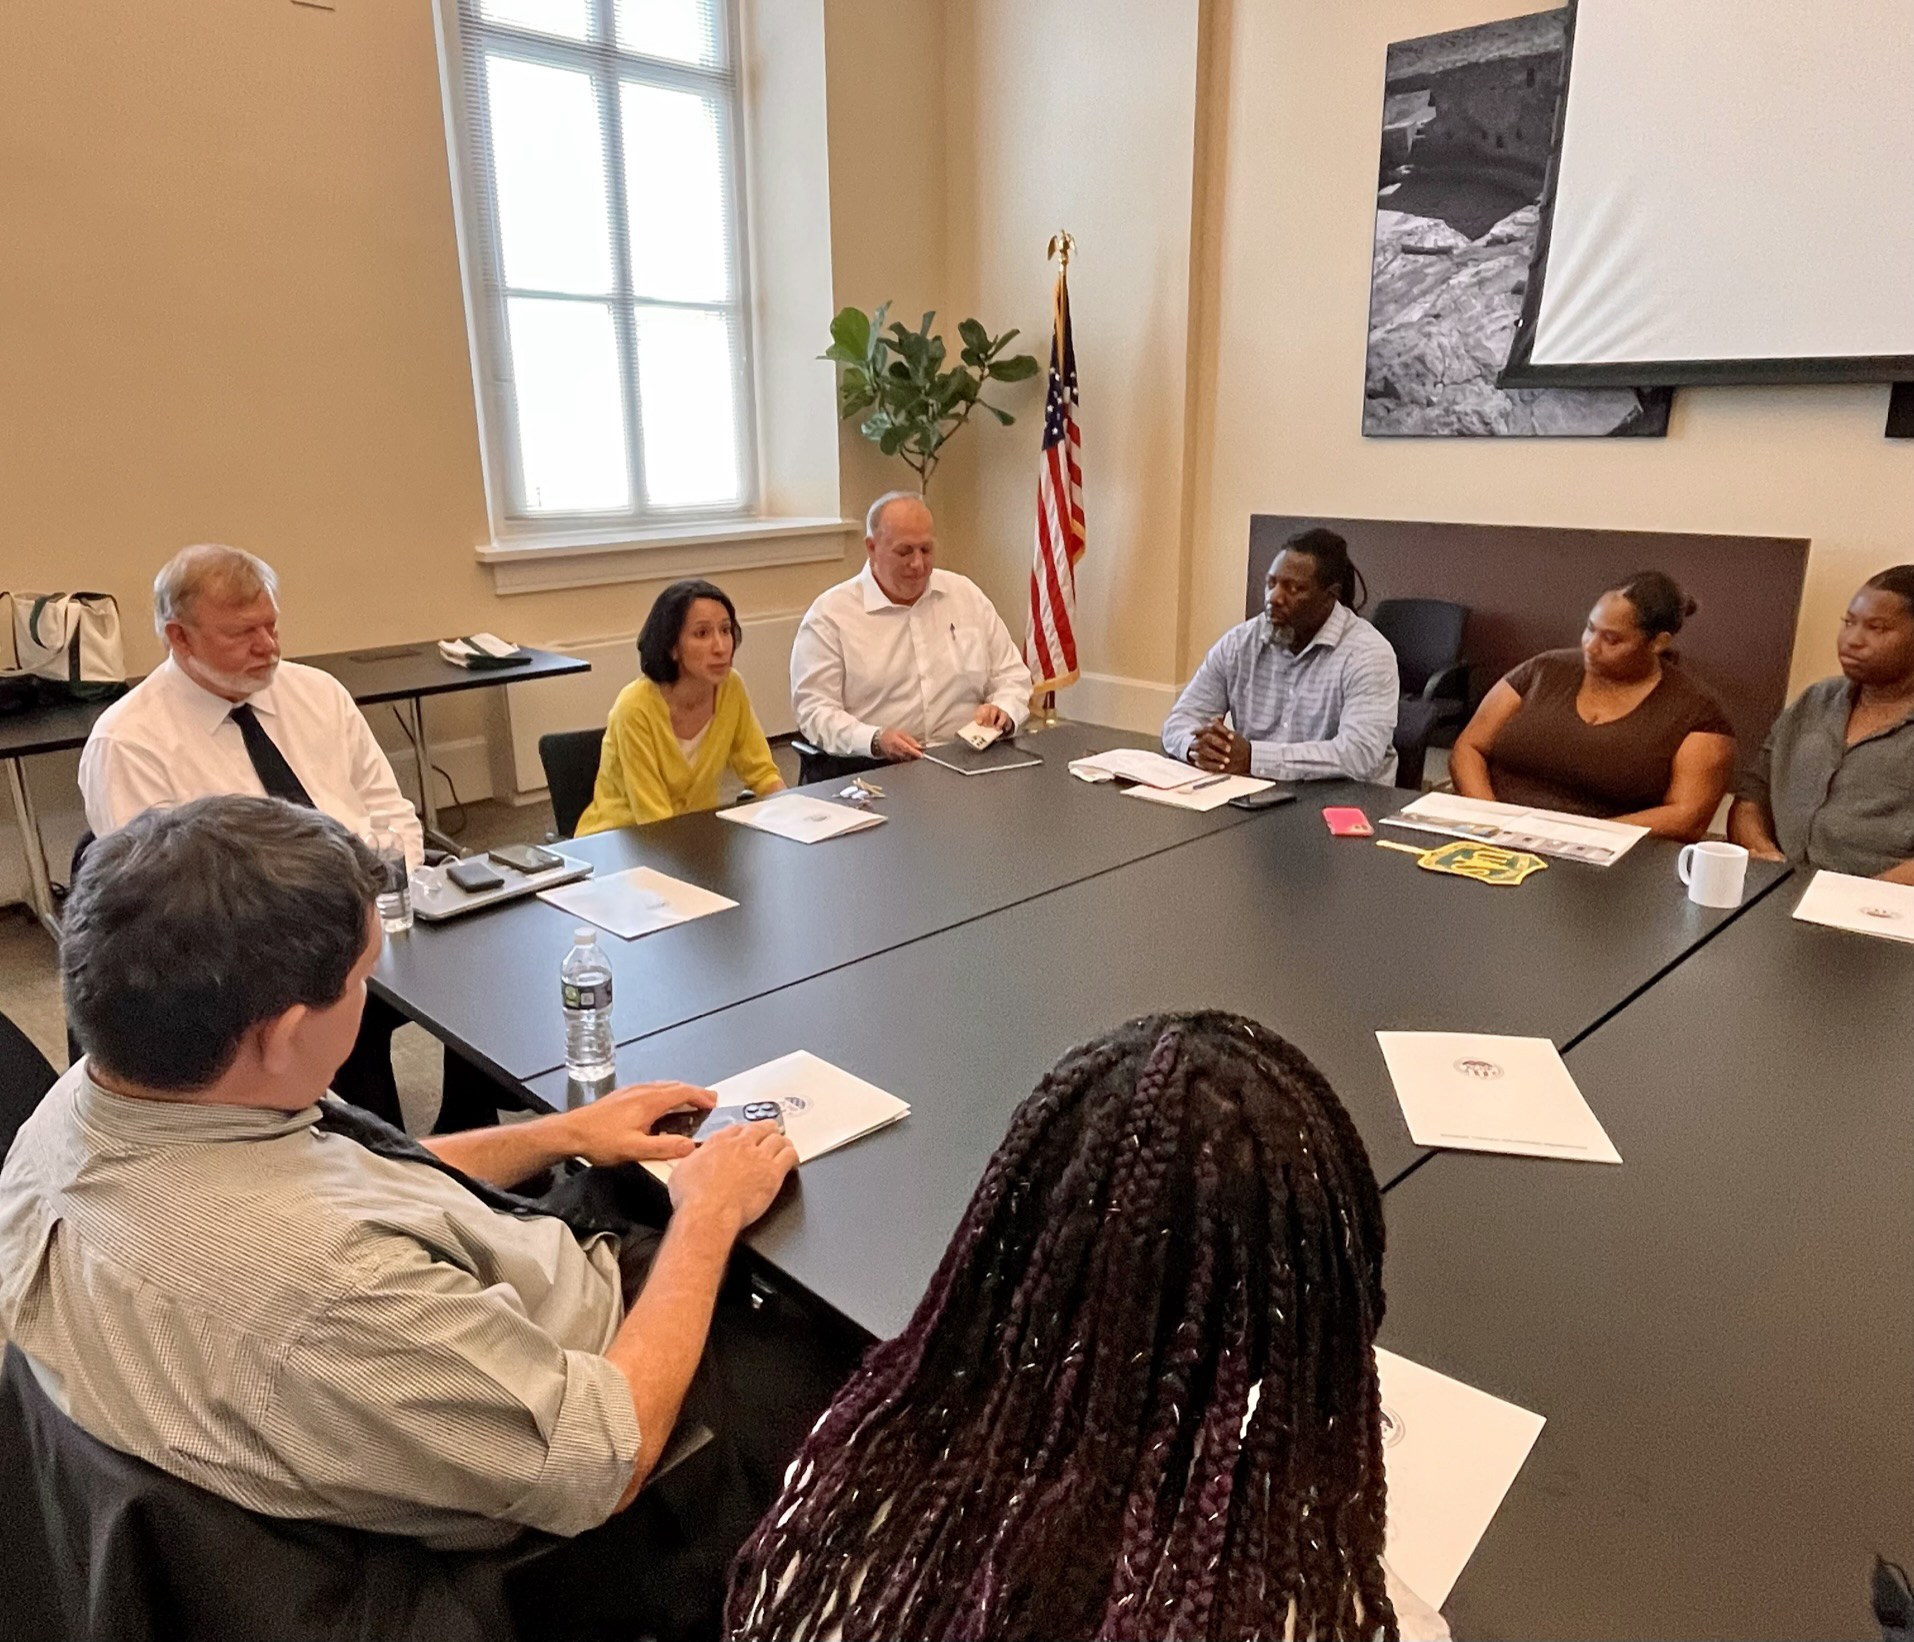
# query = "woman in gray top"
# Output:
<box><xmin>1730</xmin><ymin>567</ymin><xmax>1914</xmax><ymax>883</ymax></box>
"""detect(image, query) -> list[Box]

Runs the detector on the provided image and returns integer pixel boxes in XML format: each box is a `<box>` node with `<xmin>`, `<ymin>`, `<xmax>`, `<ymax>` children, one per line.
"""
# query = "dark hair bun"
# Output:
<box><xmin>1613</xmin><ymin>570</ymin><xmax>1694</xmax><ymax>639</ymax></box>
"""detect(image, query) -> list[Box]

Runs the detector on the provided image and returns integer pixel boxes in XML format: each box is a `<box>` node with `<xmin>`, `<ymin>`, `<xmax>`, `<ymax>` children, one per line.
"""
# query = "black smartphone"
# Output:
<box><xmin>446</xmin><ymin>858</ymin><xmax>505</xmax><ymax>892</ymax></box>
<box><xmin>655</xmin><ymin>1100</ymin><xmax>786</xmax><ymax>1141</ymax></box>
<box><xmin>1229</xmin><ymin>785</ymin><xmax>1298</xmax><ymax>811</ymax></box>
<box><xmin>488</xmin><ymin>843</ymin><xmax>563</xmax><ymax>874</ymax></box>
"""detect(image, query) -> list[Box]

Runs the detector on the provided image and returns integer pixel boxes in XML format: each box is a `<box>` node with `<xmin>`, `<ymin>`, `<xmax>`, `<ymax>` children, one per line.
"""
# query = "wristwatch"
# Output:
<box><xmin>869</xmin><ymin>728</ymin><xmax>884</xmax><ymax>757</ymax></box>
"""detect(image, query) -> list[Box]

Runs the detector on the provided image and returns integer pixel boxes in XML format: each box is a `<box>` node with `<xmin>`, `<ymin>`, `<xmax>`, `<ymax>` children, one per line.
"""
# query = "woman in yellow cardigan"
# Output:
<box><xmin>575</xmin><ymin>579</ymin><xmax>785</xmax><ymax>834</ymax></box>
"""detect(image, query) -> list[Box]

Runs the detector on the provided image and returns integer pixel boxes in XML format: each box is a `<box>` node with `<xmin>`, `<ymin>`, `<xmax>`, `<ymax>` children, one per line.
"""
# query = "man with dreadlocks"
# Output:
<box><xmin>1163</xmin><ymin>527</ymin><xmax>1400</xmax><ymax>784</ymax></box>
<box><xmin>724</xmin><ymin>1011</ymin><xmax>1448</xmax><ymax>1642</ymax></box>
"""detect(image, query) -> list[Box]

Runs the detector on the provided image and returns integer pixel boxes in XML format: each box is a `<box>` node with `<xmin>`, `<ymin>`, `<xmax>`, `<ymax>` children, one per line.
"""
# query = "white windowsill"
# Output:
<box><xmin>478</xmin><ymin>516</ymin><xmax>858</xmax><ymax>595</ymax></box>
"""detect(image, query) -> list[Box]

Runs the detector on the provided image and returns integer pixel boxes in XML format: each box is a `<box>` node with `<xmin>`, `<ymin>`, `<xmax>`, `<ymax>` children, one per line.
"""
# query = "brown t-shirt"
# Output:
<box><xmin>1486</xmin><ymin>649</ymin><xmax>1734</xmax><ymax>817</ymax></box>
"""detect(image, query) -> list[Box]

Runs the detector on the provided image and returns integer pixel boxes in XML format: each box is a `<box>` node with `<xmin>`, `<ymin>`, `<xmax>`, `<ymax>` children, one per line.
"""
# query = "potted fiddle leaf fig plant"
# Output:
<box><xmin>823</xmin><ymin>303</ymin><xmax>1041</xmax><ymax>490</ymax></box>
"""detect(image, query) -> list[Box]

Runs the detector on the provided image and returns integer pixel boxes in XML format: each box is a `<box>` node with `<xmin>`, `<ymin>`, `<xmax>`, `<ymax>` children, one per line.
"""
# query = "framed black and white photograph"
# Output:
<box><xmin>1361</xmin><ymin>10</ymin><xmax>1673</xmax><ymax>438</ymax></box>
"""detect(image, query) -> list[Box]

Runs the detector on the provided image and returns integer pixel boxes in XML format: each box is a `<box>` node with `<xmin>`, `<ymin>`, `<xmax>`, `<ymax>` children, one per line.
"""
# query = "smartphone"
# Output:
<box><xmin>488</xmin><ymin>843</ymin><xmax>563</xmax><ymax>874</ymax></box>
<box><xmin>446</xmin><ymin>857</ymin><xmax>505</xmax><ymax>892</ymax></box>
<box><xmin>1228</xmin><ymin>785</ymin><xmax>1297</xmax><ymax>811</ymax></box>
<box><xmin>1322</xmin><ymin>806</ymin><xmax>1374</xmax><ymax>837</ymax></box>
<box><xmin>655</xmin><ymin>1100</ymin><xmax>787</xmax><ymax>1142</ymax></box>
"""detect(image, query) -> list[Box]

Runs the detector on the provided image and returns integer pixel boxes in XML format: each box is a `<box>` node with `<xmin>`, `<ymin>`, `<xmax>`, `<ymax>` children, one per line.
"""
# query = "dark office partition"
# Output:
<box><xmin>1245</xmin><ymin>516</ymin><xmax>1808</xmax><ymax>769</ymax></box>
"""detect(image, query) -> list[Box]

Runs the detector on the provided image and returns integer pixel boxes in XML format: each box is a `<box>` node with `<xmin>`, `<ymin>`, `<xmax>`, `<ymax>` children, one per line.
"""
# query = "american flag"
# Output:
<box><xmin>1026</xmin><ymin>271</ymin><xmax>1084</xmax><ymax>692</ymax></box>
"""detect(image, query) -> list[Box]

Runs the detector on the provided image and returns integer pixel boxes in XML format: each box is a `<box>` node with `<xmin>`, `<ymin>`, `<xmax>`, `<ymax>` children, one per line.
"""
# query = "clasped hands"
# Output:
<box><xmin>874</xmin><ymin>703</ymin><xmax>1012</xmax><ymax>762</ymax></box>
<box><xmin>1188</xmin><ymin>716</ymin><xmax>1252</xmax><ymax>776</ymax></box>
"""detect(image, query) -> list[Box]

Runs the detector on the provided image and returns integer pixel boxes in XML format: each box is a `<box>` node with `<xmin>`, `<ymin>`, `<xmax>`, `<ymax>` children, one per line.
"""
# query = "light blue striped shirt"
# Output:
<box><xmin>1162</xmin><ymin>603</ymin><xmax>1400</xmax><ymax>782</ymax></box>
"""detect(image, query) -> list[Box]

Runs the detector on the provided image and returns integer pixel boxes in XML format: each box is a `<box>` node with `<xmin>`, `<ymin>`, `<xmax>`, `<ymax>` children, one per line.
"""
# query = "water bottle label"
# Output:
<box><xmin>562</xmin><ymin>980</ymin><xmax>611</xmax><ymax>1012</ymax></box>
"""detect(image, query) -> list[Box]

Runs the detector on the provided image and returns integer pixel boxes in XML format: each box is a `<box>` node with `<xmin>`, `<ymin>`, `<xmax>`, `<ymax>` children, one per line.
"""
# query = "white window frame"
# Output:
<box><xmin>439</xmin><ymin>0</ymin><xmax>760</xmax><ymax>542</ymax></box>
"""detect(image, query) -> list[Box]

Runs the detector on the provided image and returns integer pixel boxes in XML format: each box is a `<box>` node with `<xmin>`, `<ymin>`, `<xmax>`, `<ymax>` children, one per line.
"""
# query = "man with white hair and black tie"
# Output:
<box><xmin>790</xmin><ymin>492</ymin><xmax>1033</xmax><ymax>779</ymax></box>
<box><xmin>77</xmin><ymin>542</ymin><xmax>490</xmax><ymax>1129</ymax></box>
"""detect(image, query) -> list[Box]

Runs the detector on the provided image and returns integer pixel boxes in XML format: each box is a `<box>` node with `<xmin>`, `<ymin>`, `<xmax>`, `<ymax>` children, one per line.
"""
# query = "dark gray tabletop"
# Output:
<box><xmin>527</xmin><ymin>794</ymin><xmax>1787</xmax><ymax>1341</ymax></box>
<box><xmin>375</xmin><ymin>722</ymin><xmax>1263</xmax><ymax>1082</ymax></box>
<box><xmin>1378</xmin><ymin>879</ymin><xmax>1912</xmax><ymax>1640</ymax></box>
<box><xmin>0</xmin><ymin>645</ymin><xmax>587</xmax><ymax>757</ymax></box>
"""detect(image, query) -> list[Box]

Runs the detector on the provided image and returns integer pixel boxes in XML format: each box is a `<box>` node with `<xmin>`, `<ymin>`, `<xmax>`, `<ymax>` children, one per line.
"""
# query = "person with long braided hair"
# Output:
<box><xmin>724</xmin><ymin>1011</ymin><xmax>1448</xmax><ymax>1642</ymax></box>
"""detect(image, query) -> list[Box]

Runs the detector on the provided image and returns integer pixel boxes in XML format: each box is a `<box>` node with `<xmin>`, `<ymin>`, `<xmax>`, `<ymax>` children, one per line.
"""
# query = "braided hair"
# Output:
<box><xmin>724</xmin><ymin>1012</ymin><xmax>1394</xmax><ymax>1642</ymax></box>
<box><xmin>1283</xmin><ymin>527</ymin><xmax>1369</xmax><ymax>612</ymax></box>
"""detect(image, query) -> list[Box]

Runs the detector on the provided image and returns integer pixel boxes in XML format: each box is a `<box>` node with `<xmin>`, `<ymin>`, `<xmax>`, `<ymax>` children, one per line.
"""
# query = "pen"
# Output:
<box><xmin>1188</xmin><ymin>773</ymin><xmax>1230</xmax><ymax>790</ymax></box>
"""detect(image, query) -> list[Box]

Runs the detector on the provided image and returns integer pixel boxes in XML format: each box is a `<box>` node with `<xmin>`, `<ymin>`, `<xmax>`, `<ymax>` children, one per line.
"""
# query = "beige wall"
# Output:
<box><xmin>0</xmin><ymin>0</ymin><xmax>952</xmax><ymax>698</ymax></box>
<box><xmin>1188</xmin><ymin>0</ymin><xmax>1914</xmax><ymax>699</ymax></box>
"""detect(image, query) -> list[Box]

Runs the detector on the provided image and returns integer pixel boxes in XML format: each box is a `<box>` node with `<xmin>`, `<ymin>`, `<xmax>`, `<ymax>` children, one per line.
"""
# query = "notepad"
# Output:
<box><xmin>1382</xmin><ymin>792</ymin><xmax>1647</xmax><ymax>867</ymax></box>
<box><xmin>1791</xmin><ymin>869</ymin><xmax>1914</xmax><ymax>944</ymax></box>
<box><xmin>1066</xmin><ymin>747</ymin><xmax>1206</xmax><ymax>789</ymax></box>
<box><xmin>718</xmin><ymin>793</ymin><xmax>887</xmax><ymax>843</ymax></box>
<box><xmin>643</xmin><ymin>1051</ymin><xmax>910</xmax><ymax>1183</ymax></box>
<box><xmin>538</xmin><ymin>867</ymin><xmax>736</xmax><ymax>940</ymax></box>
<box><xmin>1126</xmin><ymin>774</ymin><xmax>1273</xmax><ymax>811</ymax></box>
<box><xmin>1377</xmin><ymin>1031</ymin><xmax>1622</xmax><ymax>1164</ymax></box>
<box><xmin>1376</xmin><ymin>1348</ymin><xmax>1546</xmax><ymax>1606</ymax></box>
<box><xmin>922</xmin><ymin>739</ymin><xmax>1043</xmax><ymax>776</ymax></box>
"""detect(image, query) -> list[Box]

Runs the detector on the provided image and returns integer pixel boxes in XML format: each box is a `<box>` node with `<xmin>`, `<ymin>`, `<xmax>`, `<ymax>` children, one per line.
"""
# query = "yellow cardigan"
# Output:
<box><xmin>575</xmin><ymin>672</ymin><xmax>782</xmax><ymax>834</ymax></box>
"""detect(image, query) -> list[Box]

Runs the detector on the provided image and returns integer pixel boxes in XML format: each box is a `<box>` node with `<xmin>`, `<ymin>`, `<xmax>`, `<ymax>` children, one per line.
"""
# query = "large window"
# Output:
<box><xmin>445</xmin><ymin>0</ymin><xmax>754</xmax><ymax>531</ymax></box>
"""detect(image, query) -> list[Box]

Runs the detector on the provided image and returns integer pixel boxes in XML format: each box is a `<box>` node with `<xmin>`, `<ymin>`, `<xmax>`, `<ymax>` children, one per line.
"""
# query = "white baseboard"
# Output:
<box><xmin>1053</xmin><ymin>671</ymin><xmax>1180</xmax><ymax>738</ymax></box>
<box><xmin>380</xmin><ymin>734</ymin><xmax>495</xmax><ymax>810</ymax></box>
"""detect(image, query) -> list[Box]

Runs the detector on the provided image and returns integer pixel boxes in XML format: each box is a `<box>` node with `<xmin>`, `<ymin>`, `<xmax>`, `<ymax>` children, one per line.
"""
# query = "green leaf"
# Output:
<box><xmin>837</xmin><ymin>379</ymin><xmax>876</xmax><ymax>420</ymax></box>
<box><xmin>990</xmin><ymin>328</ymin><xmax>1022</xmax><ymax>352</ymax></box>
<box><xmin>919</xmin><ymin>310</ymin><xmax>937</xmax><ymax>337</ymax></box>
<box><xmin>878</xmin><ymin>426</ymin><xmax>908</xmax><ymax>455</ymax></box>
<box><xmin>988</xmin><ymin>353</ymin><xmax>1041</xmax><ymax>382</ymax></box>
<box><xmin>979</xmin><ymin>401</ymin><xmax>1015</xmax><ymax>425</ymax></box>
<box><xmin>957</xmin><ymin>318</ymin><xmax>990</xmax><ymax>355</ymax></box>
<box><xmin>828</xmin><ymin>306</ymin><xmax>872</xmax><ymax>359</ymax></box>
<box><xmin>887</xmin><ymin>359</ymin><xmax>913</xmax><ymax>380</ymax></box>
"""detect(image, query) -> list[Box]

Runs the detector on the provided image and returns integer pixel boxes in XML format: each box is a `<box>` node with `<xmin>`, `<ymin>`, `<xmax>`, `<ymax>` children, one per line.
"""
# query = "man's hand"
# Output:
<box><xmin>1190</xmin><ymin>717</ymin><xmax>1251</xmax><ymax>775</ymax></box>
<box><xmin>972</xmin><ymin>704</ymin><xmax>1014</xmax><ymax>732</ymax></box>
<box><xmin>667</xmin><ymin>1121</ymin><xmax>798</xmax><ymax>1235</ymax></box>
<box><xmin>557</xmin><ymin>1081</ymin><xmax>715</xmax><ymax>1167</ymax></box>
<box><xmin>874</xmin><ymin>727</ymin><xmax>925</xmax><ymax>761</ymax></box>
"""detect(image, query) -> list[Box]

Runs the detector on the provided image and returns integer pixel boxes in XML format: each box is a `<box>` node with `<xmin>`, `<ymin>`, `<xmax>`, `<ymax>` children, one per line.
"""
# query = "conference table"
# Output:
<box><xmin>512</xmin><ymin>756</ymin><xmax>1787</xmax><ymax>1341</ymax></box>
<box><xmin>0</xmin><ymin>641</ymin><xmax>588</xmax><ymax>931</ymax></box>
<box><xmin>373</xmin><ymin>722</ymin><xmax>1269</xmax><ymax>1083</ymax></box>
<box><xmin>1378</xmin><ymin>879</ymin><xmax>1913</xmax><ymax>1641</ymax></box>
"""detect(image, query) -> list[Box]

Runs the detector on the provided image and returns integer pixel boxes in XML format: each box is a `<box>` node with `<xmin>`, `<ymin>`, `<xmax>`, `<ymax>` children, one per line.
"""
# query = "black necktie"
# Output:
<box><xmin>228</xmin><ymin>702</ymin><xmax>315</xmax><ymax>808</ymax></box>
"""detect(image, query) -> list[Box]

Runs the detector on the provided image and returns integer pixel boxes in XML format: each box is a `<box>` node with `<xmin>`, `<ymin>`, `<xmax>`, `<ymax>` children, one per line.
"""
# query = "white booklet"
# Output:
<box><xmin>1377</xmin><ymin>1348</ymin><xmax>1546</xmax><ymax>1607</ymax></box>
<box><xmin>644</xmin><ymin>1051</ymin><xmax>910</xmax><ymax>1183</ymax></box>
<box><xmin>1791</xmin><ymin>868</ymin><xmax>1914</xmax><ymax>944</ymax></box>
<box><xmin>1126</xmin><ymin>773</ymin><xmax>1273</xmax><ymax>811</ymax></box>
<box><xmin>1377</xmin><ymin>1031</ymin><xmax>1622</xmax><ymax>1164</ymax></box>
<box><xmin>538</xmin><ymin>866</ymin><xmax>736</xmax><ymax>941</ymax></box>
<box><xmin>1065</xmin><ymin>747</ymin><xmax>1206</xmax><ymax>789</ymax></box>
<box><xmin>1381</xmin><ymin>792</ymin><xmax>1647</xmax><ymax>867</ymax></box>
<box><xmin>718</xmin><ymin>793</ymin><xmax>887</xmax><ymax>844</ymax></box>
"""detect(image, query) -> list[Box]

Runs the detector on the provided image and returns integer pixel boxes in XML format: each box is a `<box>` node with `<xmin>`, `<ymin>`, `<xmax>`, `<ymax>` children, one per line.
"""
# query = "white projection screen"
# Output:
<box><xmin>1502</xmin><ymin>0</ymin><xmax>1914</xmax><ymax>387</ymax></box>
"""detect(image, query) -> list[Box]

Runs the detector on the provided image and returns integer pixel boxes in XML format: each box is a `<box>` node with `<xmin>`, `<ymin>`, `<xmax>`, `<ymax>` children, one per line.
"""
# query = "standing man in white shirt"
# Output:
<box><xmin>790</xmin><ymin>492</ymin><xmax>1033</xmax><ymax>770</ymax></box>
<box><xmin>77</xmin><ymin>543</ymin><xmax>487</xmax><ymax>1131</ymax></box>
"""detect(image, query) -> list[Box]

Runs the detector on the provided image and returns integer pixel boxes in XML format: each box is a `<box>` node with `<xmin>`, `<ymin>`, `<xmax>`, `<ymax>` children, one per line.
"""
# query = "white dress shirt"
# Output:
<box><xmin>79</xmin><ymin>656</ymin><xmax>424</xmax><ymax>868</ymax></box>
<box><xmin>790</xmin><ymin>565</ymin><xmax>1034</xmax><ymax>756</ymax></box>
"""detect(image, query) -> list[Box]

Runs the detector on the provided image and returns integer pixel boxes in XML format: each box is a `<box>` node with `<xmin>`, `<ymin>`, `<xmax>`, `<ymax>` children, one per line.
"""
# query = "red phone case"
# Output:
<box><xmin>1322</xmin><ymin>807</ymin><xmax>1373</xmax><ymax>837</ymax></box>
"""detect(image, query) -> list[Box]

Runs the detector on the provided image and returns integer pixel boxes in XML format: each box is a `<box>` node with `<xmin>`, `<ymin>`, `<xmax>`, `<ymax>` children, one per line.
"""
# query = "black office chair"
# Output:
<box><xmin>537</xmin><ymin>729</ymin><xmax>605</xmax><ymax>840</ymax></box>
<box><xmin>0</xmin><ymin>1011</ymin><xmax>58</xmax><ymax>1165</ymax></box>
<box><xmin>791</xmin><ymin>737</ymin><xmax>886</xmax><ymax>788</ymax></box>
<box><xmin>0</xmin><ymin>1344</ymin><xmax>518</xmax><ymax>1642</ymax></box>
<box><xmin>1370</xmin><ymin>598</ymin><xmax>1472</xmax><ymax>789</ymax></box>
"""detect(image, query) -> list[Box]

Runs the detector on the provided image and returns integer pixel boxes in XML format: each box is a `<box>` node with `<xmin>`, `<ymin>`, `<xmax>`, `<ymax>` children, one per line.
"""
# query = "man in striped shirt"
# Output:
<box><xmin>0</xmin><ymin>796</ymin><xmax>805</xmax><ymax>1637</ymax></box>
<box><xmin>1163</xmin><ymin>527</ymin><xmax>1401</xmax><ymax>783</ymax></box>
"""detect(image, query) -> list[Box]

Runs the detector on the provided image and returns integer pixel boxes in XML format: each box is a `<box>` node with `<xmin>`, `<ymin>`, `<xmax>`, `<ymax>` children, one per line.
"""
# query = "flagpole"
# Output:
<box><xmin>1039</xmin><ymin>229</ymin><xmax>1075</xmax><ymax>727</ymax></box>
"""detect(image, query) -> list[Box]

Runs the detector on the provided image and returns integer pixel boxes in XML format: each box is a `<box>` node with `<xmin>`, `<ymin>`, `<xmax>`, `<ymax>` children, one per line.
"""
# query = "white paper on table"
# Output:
<box><xmin>1381</xmin><ymin>793</ymin><xmax>1647</xmax><ymax>867</ymax></box>
<box><xmin>1376</xmin><ymin>1347</ymin><xmax>1546</xmax><ymax>1607</ymax></box>
<box><xmin>1791</xmin><ymin>868</ymin><xmax>1914</xmax><ymax>944</ymax></box>
<box><xmin>1065</xmin><ymin>747</ymin><xmax>1205</xmax><ymax>789</ymax></box>
<box><xmin>644</xmin><ymin>1051</ymin><xmax>910</xmax><ymax>1183</ymax></box>
<box><xmin>538</xmin><ymin>866</ymin><xmax>736</xmax><ymax>940</ymax></box>
<box><xmin>1126</xmin><ymin>773</ymin><xmax>1272</xmax><ymax>811</ymax></box>
<box><xmin>1377</xmin><ymin>1031</ymin><xmax>1622</xmax><ymax>1164</ymax></box>
<box><xmin>717</xmin><ymin>793</ymin><xmax>887</xmax><ymax>844</ymax></box>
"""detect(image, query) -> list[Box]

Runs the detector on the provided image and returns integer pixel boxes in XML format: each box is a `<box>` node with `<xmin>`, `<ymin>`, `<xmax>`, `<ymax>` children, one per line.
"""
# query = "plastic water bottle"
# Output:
<box><xmin>561</xmin><ymin>928</ymin><xmax>615</xmax><ymax>1082</ymax></box>
<box><xmin>369</xmin><ymin>815</ymin><xmax>412</xmax><ymax>934</ymax></box>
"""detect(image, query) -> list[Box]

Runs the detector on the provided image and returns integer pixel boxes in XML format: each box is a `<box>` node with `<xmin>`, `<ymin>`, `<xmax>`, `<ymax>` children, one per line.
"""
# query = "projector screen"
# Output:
<box><xmin>1502</xmin><ymin>0</ymin><xmax>1914</xmax><ymax>387</ymax></box>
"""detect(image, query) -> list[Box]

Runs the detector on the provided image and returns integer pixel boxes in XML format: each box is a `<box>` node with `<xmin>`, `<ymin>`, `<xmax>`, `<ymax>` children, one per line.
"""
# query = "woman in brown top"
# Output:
<box><xmin>1449</xmin><ymin>571</ymin><xmax>1736</xmax><ymax>840</ymax></box>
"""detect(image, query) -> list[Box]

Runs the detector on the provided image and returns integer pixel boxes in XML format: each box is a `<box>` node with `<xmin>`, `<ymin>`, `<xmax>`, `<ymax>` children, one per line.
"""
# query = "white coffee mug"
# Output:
<box><xmin>1678</xmin><ymin>840</ymin><xmax>1749</xmax><ymax>908</ymax></box>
